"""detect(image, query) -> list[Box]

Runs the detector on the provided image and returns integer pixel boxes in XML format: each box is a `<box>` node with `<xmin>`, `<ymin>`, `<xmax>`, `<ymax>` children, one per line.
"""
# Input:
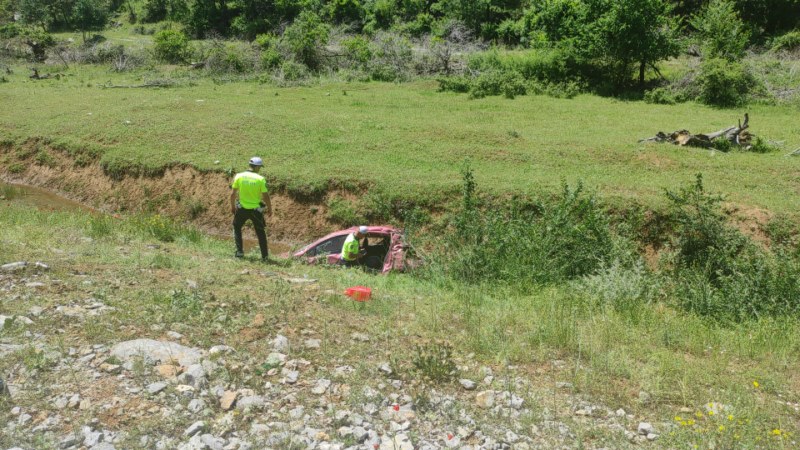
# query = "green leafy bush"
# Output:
<box><xmin>436</xmin><ymin>75</ymin><xmax>471</xmax><ymax>93</ymax></box>
<box><xmin>281</xmin><ymin>11</ymin><xmax>329</xmax><ymax>70</ymax></box>
<box><xmin>696</xmin><ymin>58</ymin><xmax>757</xmax><ymax>107</ymax></box>
<box><xmin>437</xmin><ymin>167</ymin><xmax>620</xmax><ymax>287</ymax></box>
<box><xmin>469</xmin><ymin>70</ymin><xmax>526</xmax><ymax>99</ymax></box>
<box><xmin>153</xmin><ymin>29</ymin><xmax>190</xmax><ymax>63</ymax></box>
<box><xmin>412</xmin><ymin>342</ymin><xmax>458</xmax><ymax>383</ymax></box>
<box><xmin>771</xmin><ymin>30</ymin><xmax>800</xmax><ymax>52</ymax></box>
<box><xmin>644</xmin><ymin>87</ymin><xmax>678</xmax><ymax>104</ymax></box>
<box><xmin>690</xmin><ymin>0</ymin><xmax>750</xmax><ymax>61</ymax></box>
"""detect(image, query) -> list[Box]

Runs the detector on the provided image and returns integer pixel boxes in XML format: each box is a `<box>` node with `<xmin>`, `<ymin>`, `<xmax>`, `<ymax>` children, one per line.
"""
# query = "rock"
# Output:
<box><xmin>378</xmin><ymin>363</ymin><xmax>393</xmax><ymax>376</ymax></box>
<box><xmin>60</xmin><ymin>434</ymin><xmax>79</xmax><ymax>448</ymax></box>
<box><xmin>99</xmin><ymin>363</ymin><xmax>121</xmax><ymax>374</ymax></box>
<box><xmin>272</xmin><ymin>335</ymin><xmax>290</xmax><ymax>353</ymax></box>
<box><xmin>459</xmin><ymin>379</ymin><xmax>477</xmax><ymax>390</ymax></box>
<box><xmin>208</xmin><ymin>345</ymin><xmax>234</xmax><ymax>356</ymax></box>
<box><xmin>83</xmin><ymin>428</ymin><xmax>104</xmax><ymax>447</ymax></box>
<box><xmin>555</xmin><ymin>382</ymin><xmax>574</xmax><ymax>389</ymax></box>
<box><xmin>167</xmin><ymin>331</ymin><xmax>183</xmax><ymax>340</ymax></box>
<box><xmin>175</xmin><ymin>385</ymin><xmax>196</xmax><ymax>398</ymax></box>
<box><xmin>283</xmin><ymin>370</ymin><xmax>299</xmax><ymax>384</ymax></box>
<box><xmin>646</xmin><ymin>433</ymin><xmax>659</xmax><ymax>441</ymax></box>
<box><xmin>147</xmin><ymin>382</ymin><xmax>167</xmax><ymax>395</ymax></box>
<box><xmin>312</xmin><ymin>379</ymin><xmax>331</xmax><ymax>395</ymax></box>
<box><xmin>615</xmin><ymin>408</ymin><xmax>626</xmax><ymax>417</ymax></box>
<box><xmin>304</xmin><ymin>339</ymin><xmax>321</xmax><ymax>349</ymax></box>
<box><xmin>638</xmin><ymin>391</ymin><xmax>651</xmax><ymax>404</ymax></box>
<box><xmin>67</xmin><ymin>393</ymin><xmax>81</xmax><ymax>409</ymax></box>
<box><xmin>185</xmin><ymin>279</ymin><xmax>198</xmax><ymax>290</ymax></box>
<box><xmin>264</xmin><ymin>352</ymin><xmax>286</xmax><ymax>368</ymax></box>
<box><xmin>185</xmin><ymin>421</ymin><xmax>206</xmax><ymax>437</ymax></box>
<box><xmin>110</xmin><ymin>339</ymin><xmax>203</xmax><ymax>367</ymax></box>
<box><xmin>155</xmin><ymin>364</ymin><xmax>180</xmax><ymax>378</ymax></box>
<box><xmin>351</xmin><ymin>332</ymin><xmax>370</xmax><ymax>342</ymax></box>
<box><xmin>179</xmin><ymin>364</ymin><xmax>207</xmax><ymax>388</ymax></box>
<box><xmin>90</xmin><ymin>444</ymin><xmax>116</xmax><ymax>450</ymax></box>
<box><xmin>220</xmin><ymin>391</ymin><xmax>238</xmax><ymax>411</ymax></box>
<box><xmin>475</xmin><ymin>391</ymin><xmax>495</xmax><ymax>409</ymax></box>
<box><xmin>1</xmin><ymin>261</ymin><xmax>27</xmax><ymax>272</ymax></box>
<box><xmin>188</xmin><ymin>398</ymin><xmax>206</xmax><ymax>413</ymax></box>
<box><xmin>509</xmin><ymin>393</ymin><xmax>524</xmax><ymax>409</ymax></box>
<box><xmin>236</xmin><ymin>396</ymin><xmax>266</xmax><ymax>411</ymax></box>
<box><xmin>637</xmin><ymin>422</ymin><xmax>654</xmax><ymax>435</ymax></box>
<box><xmin>379</xmin><ymin>433</ymin><xmax>413</xmax><ymax>450</ymax></box>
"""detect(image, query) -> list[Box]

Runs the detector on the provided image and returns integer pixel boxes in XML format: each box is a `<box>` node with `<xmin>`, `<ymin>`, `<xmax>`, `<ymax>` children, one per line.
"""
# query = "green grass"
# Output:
<box><xmin>1</xmin><ymin>202</ymin><xmax>799</xmax><ymax>448</ymax></box>
<box><xmin>1</xmin><ymin>65</ymin><xmax>799</xmax><ymax>213</ymax></box>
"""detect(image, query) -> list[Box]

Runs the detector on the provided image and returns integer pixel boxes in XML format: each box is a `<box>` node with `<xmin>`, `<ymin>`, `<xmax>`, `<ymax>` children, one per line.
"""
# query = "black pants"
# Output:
<box><xmin>233</xmin><ymin>208</ymin><xmax>268</xmax><ymax>259</ymax></box>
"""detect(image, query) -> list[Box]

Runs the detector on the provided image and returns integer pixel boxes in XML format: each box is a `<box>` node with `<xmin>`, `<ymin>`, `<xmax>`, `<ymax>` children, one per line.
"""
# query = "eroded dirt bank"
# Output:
<box><xmin>0</xmin><ymin>143</ymin><xmax>340</xmax><ymax>244</ymax></box>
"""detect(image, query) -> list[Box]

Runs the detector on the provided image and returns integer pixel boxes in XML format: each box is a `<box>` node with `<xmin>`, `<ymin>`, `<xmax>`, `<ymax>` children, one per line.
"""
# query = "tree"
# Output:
<box><xmin>579</xmin><ymin>0</ymin><xmax>680</xmax><ymax>88</ymax></box>
<box><xmin>72</xmin><ymin>0</ymin><xmax>108</xmax><ymax>42</ymax></box>
<box><xmin>281</xmin><ymin>10</ymin><xmax>329</xmax><ymax>69</ymax></box>
<box><xmin>690</xmin><ymin>0</ymin><xmax>749</xmax><ymax>60</ymax></box>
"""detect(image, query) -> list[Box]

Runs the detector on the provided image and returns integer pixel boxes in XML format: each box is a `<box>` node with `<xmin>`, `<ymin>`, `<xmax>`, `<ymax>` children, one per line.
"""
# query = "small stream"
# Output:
<box><xmin>1</xmin><ymin>181</ymin><xmax>294</xmax><ymax>255</ymax></box>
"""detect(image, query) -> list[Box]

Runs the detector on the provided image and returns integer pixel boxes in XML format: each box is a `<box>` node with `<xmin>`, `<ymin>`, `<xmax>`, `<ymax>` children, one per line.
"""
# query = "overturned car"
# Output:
<box><xmin>292</xmin><ymin>226</ymin><xmax>417</xmax><ymax>273</ymax></box>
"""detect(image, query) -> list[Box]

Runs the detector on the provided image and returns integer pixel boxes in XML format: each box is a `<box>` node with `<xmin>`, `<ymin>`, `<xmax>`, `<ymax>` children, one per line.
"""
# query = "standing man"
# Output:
<box><xmin>340</xmin><ymin>225</ymin><xmax>368</xmax><ymax>267</ymax></box>
<box><xmin>231</xmin><ymin>157</ymin><xmax>272</xmax><ymax>261</ymax></box>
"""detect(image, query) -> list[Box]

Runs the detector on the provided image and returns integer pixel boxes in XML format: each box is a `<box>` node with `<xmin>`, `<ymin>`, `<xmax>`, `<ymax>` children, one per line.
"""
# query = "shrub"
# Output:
<box><xmin>437</xmin><ymin>75</ymin><xmax>471</xmax><ymax>93</ymax></box>
<box><xmin>205</xmin><ymin>42</ymin><xmax>257</xmax><ymax>73</ymax></box>
<box><xmin>469</xmin><ymin>70</ymin><xmax>526</xmax><ymax>99</ymax></box>
<box><xmin>281</xmin><ymin>11</ymin><xmax>329</xmax><ymax>70</ymax></box>
<box><xmin>747</xmin><ymin>136</ymin><xmax>780</xmax><ymax>154</ymax></box>
<box><xmin>367</xmin><ymin>31</ymin><xmax>414</xmax><ymax>81</ymax></box>
<box><xmin>771</xmin><ymin>30</ymin><xmax>800</xmax><ymax>52</ymax></box>
<box><xmin>341</xmin><ymin>35</ymin><xmax>372</xmax><ymax>69</ymax></box>
<box><xmin>153</xmin><ymin>29</ymin><xmax>189</xmax><ymax>63</ymax></box>
<box><xmin>690</xmin><ymin>0</ymin><xmax>750</xmax><ymax>61</ymax></box>
<box><xmin>278</xmin><ymin>60</ymin><xmax>309</xmax><ymax>82</ymax></box>
<box><xmin>644</xmin><ymin>87</ymin><xmax>678</xmax><ymax>105</ymax></box>
<box><xmin>437</xmin><ymin>167</ymin><xmax>620</xmax><ymax>288</ymax></box>
<box><xmin>696</xmin><ymin>58</ymin><xmax>757</xmax><ymax>107</ymax></box>
<box><xmin>411</xmin><ymin>342</ymin><xmax>457</xmax><ymax>383</ymax></box>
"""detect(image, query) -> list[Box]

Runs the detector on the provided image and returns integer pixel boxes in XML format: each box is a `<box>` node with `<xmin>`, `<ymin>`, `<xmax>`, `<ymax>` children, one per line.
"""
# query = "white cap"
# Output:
<box><xmin>358</xmin><ymin>226</ymin><xmax>368</xmax><ymax>234</ymax></box>
<box><xmin>249</xmin><ymin>156</ymin><xmax>263</xmax><ymax>166</ymax></box>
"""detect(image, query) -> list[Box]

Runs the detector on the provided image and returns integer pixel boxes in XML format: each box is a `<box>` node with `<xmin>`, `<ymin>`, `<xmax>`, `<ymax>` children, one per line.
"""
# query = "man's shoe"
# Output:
<box><xmin>235</xmin><ymin>251</ymin><xmax>244</xmax><ymax>259</ymax></box>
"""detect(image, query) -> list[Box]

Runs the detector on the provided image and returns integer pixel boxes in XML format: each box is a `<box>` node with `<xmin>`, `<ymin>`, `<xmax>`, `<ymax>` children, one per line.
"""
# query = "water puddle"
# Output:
<box><xmin>1</xmin><ymin>181</ymin><xmax>296</xmax><ymax>255</ymax></box>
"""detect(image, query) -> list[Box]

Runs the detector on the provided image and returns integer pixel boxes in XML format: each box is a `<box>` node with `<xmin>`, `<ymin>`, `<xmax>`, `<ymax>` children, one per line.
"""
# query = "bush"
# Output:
<box><xmin>277</xmin><ymin>60</ymin><xmax>309</xmax><ymax>82</ymax></box>
<box><xmin>437</xmin><ymin>75</ymin><xmax>471</xmax><ymax>93</ymax></box>
<box><xmin>771</xmin><ymin>30</ymin><xmax>800</xmax><ymax>53</ymax></box>
<box><xmin>204</xmin><ymin>41</ymin><xmax>257</xmax><ymax>73</ymax></box>
<box><xmin>469</xmin><ymin>70</ymin><xmax>526</xmax><ymax>99</ymax></box>
<box><xmin>153</xmin><ymin>29</ymin><xmax>190</xmax><ymax>63</ymax></box>
<box><xmin>665</xmin><ymin>174</ymin><xmax>800</xmax><ymax>321</ymax></box>
<box><xmin>696</xmin><ymin>58</ymin><xmax>757</xmax><ymax>107</ymax></box>
<box><xmin>367</xmin><ymin>31</ymin><xmax>414</xmax><ymax>81</ymax></box>
<box><xmin>690</xmin><ymin>0</ymin><xmax>750</xmax><ymax>61</ymax></box>
<box><xmin>644</xmin><ymin>87</ymin><xmax>678</xmax><ymax>105</ymax></box>
<box><xmin>281</xmin><ymin>11</ymin><xmax>329</xmax><ymax>70</ymax></box>
<box><xmin>437</xmin><ymin>167</ymin><xmax>620</xmax><ymax>288</ymax></box>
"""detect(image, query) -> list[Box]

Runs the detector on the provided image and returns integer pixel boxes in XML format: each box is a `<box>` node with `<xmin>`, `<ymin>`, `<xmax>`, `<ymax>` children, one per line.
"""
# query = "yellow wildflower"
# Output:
<box><xmin>728</xmin><ymin>414</ymin><xmax>734</xmax><ymax>421</ymax></box>
<box><xmin>719</xmin><ymin>425</ymin><xmax>726</xmax><ymax>432</ymax></box>
<box><xmin>675</xmin><ymin>416</ymin><xmax>682</xmax><ymax>422</ymax></box>
<box><xmin>688</xmin><ymin>419</ymin><xmax>696</xmax><ymax>426</ymax></box>
<box><xmin>753</xmin><ymin>381</ymin><xmax>760</xmax><ymax>388</ymax></box>
<box><xmin>695</xmin><ymin>411</ymin><xmax>703</xmax><ymax>418</ymax></box>
<box><xmin>708</xmin><ymin>410</ymin><xmax>715</xmax><ymax>416</ymax></box>
<box><xmin>772</xmin><ymin>429</ymin><xmax>782</xmax><ymax>436</ymax></box>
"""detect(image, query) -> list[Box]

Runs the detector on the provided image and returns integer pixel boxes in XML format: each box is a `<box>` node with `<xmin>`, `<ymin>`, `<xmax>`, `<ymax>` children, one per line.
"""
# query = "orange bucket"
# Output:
<box><xmin>344</xmin><ymin>286</ymin><xmax>372</xmax><ymax>302</ymax></box>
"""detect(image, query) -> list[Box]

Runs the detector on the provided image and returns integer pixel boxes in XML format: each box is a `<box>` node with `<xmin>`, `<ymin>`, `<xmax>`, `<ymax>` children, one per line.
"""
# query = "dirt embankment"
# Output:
<box><xmin>0</xmin><ymin>141</ymin><xmax>338</xmax><ymax>244</ymax></box>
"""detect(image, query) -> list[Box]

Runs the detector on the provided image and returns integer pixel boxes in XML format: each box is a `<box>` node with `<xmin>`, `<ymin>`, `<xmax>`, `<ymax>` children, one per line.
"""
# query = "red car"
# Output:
<box><xmin>293</xmin><ymin>226</ymin><xmax>416</xmax><ymax>273</ymax></box>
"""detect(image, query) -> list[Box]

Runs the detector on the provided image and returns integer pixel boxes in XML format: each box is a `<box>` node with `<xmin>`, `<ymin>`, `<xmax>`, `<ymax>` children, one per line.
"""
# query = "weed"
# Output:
<box><xmin>8</xmin><ymin>162</ymin><xmax>25</xmax><ymax>174</ymax></box>
<box><xmin>0</xmin><ymin>184</ymin><xmax>20</xmax><ymax>200</ymax></box>
<box><xmin>186</xmin><ymin>200</ymin><xmax>206</xmax><ymax>220</ymax></box>
<box><xmin>411</xmin><ymin>342</ymin><xmax>458</xmax><ymax>383</ymax></box>
<box><xmin>149</xmin><ymin>253</ymin><xmax>175</xmax><ymax>269</ymax></box>
<box><xmin>87</xmin><ymin>215</ymin><xmax>114</xmax><ymax>238</ymax></box>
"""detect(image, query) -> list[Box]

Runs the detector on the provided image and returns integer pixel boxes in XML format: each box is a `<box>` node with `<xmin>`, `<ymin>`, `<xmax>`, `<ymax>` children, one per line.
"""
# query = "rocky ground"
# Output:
<box><xmin>0</xmin><ymin>257</ymin><xmax>677</xmax><ymax>450</ymax></box>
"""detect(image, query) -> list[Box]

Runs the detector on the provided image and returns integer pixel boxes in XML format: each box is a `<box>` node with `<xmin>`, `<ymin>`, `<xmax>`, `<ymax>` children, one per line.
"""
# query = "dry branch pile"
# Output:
<box><xmin>641</xmin><ymin>114</ymin><xmax>753</xmax><ymax>149</ymax></box>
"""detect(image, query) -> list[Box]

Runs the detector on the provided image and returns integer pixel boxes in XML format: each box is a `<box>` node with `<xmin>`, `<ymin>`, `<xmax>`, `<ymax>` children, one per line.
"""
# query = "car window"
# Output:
<box><xmin>311</xmin><ymin>235</ymin><xmax>347</xmax><ymax>256</ymax></box>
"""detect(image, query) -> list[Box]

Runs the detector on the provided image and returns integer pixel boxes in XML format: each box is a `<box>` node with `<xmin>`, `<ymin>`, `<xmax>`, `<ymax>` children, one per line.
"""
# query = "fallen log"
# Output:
<box><xmin>640</xmin><ymin>114</ymin><xmax>752</xmax><ymax>149</ymax></box>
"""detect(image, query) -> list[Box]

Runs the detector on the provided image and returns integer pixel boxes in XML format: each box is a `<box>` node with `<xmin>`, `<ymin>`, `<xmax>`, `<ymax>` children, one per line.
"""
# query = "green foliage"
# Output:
<box><xmin>577</xmin><ymin>0</ymin><xmax>681</xmax><ymax>87</ymax></box>
<box><xmin>87</xmin><ymin>214</ymin><xmax>114</xmax><ymax>238</ymax></box>
<box><xmin>747</xmin><ymin>136</ymin><xmax>781</xmax><ymax>154</ymax></box>
<box><xmin>278</xmin><ymin>59</ymin><xmax>309</xmax><ymax>81</ymax></box>
<box><xmin>411</xmin><ymin>342</ymin><xmax>457</xmax><ymax>383</ymax></box>
<box><xmin>439</xmin><ymin>166</ymin><xmax>619</xmax><ymax>287</ymax></box>
<box><xmin>665</xmin><ymin>174</ymin><xmax>800</xmax><ymax>321</ymax></box>
<box><xmin>143</xmin><ymin>0</ymin><xmax>188</xmax><ymax>23</ymax></box>
<box><xmin>436</xmin><ymin>75</ymin><xmax>470</xmax><ymax>93</ymax></box>
<box><xmin>328</xmin><ymin>0</ymin><xmax>364</xmax><ymax>25</ymax></box>
<box><xmin>771</xmin><ymin>30</ymin><xmax>800</xmax><ymax>53</ymax></box>
<box><xmin>643</xmin><ymin>86</ymin><xmax>678</xmax><ymax>104</ymax></box>
<box><xmin>134</xmin><ymin>214</ymin><xmax>182</xmax><ymax>242</ymax></box>
<box><xmin>341</xmin><ymin>35</ymin><xmax>372</xmax><ymax>69</ymax></box>
<box><xmin>153</xmin><ymin>28</ymin><xmax>190</xmax><ymax>63</ymax></box>
<box><xmin>690</xmin><ymin>0</ymin><xmax>750</xmax><ymax>61</ymax></box>
<box><xmin>72</xmin><ymin>0</ymin><xmax>109</xmax><ymax>42</ymax></box>
<box><xmin>696</xmin><ymin>57</ymin><xmax>757</xmax><ymax>107</ymax></box>
<box><xmin>281</xmin><ymin>10</ymin><xmax>329</xmax><ymax>70</ymax></box>
<box><xmin>468</xmin><ymin>69</ymin><xmax>526</xmax><ymax>99</ymax></box>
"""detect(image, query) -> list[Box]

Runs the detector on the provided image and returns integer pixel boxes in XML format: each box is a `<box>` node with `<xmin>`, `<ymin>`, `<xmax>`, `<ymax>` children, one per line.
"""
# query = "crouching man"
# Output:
<box><xmin>340</xmin><ymin>226</ymin><xmax>368</xmax><ymax>267</ymax></box>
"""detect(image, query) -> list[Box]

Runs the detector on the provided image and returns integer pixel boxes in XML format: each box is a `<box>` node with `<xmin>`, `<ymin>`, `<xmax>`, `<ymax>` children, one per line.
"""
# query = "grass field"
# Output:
<box><xmin>1</xmin><ymin>200</ymin><xmax>798</xmax><ymax>448</ymax></box>
<box><xmin>2</xmin><ymin>64</ymin><xmax>800</xmax><ymax>214</ymax></box>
